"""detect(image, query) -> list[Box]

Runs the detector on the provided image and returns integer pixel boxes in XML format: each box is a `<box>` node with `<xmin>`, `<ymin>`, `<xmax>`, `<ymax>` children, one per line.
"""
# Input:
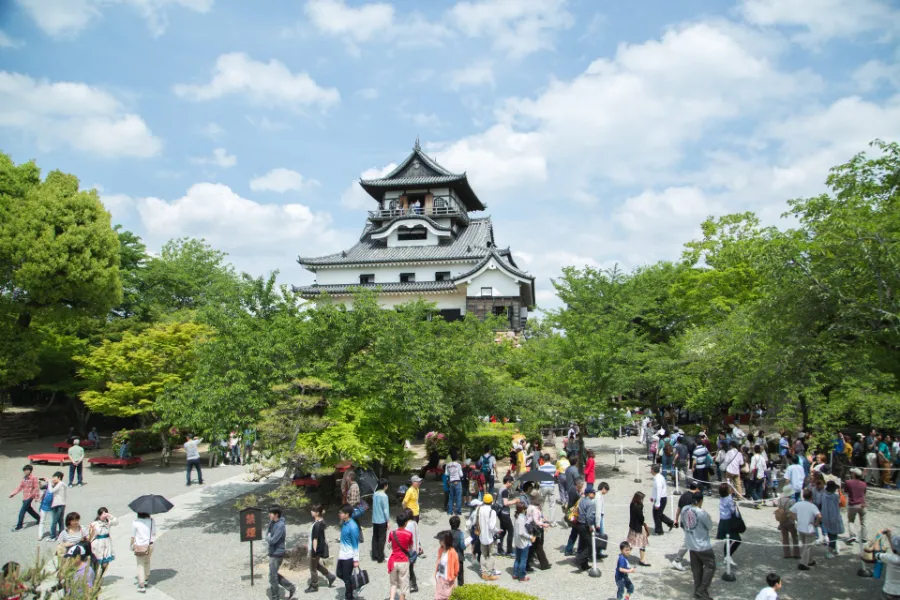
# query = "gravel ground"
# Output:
<box><xmin>2</xmin><ymin>435</ymin><xmax>897</xmax><ymax>600</ymax></box>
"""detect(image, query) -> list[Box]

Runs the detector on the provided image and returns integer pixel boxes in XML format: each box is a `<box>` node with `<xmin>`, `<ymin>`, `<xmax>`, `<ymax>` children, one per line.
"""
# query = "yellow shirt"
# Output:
<box><xmin>555</xmin><ymin>457</ymin><xmax>570</xmax><ymax>475</ymax></box>
<box><xmin>516</xmin><ymin>450</ymin><xmax>526</xmax><ymax>473</ymax></box>
<box><xmin>403</xmin><ymin>486</ymin><xmax>420</xmax><ymax>516</ymax></box>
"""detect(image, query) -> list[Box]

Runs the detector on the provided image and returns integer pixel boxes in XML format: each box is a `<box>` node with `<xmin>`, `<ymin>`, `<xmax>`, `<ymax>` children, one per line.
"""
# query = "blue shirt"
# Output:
<box><xmin>339</xmin><ymin>518</ymin><xmax>360</xmax><ymax>561</ymax></box>
<box><xmin>40</xmin><ymin>490</ymin><xmax>53</xmax><ymax>511</ymax></box>
<box><xmin>615</xmin><ymin>554</ymin><xmax>630</xmax><ymax>581</ymax></box>
<box><xmin>372</xmin><ymin>490</ymin><xmax>390</xmax><ymax>525</ymax></box>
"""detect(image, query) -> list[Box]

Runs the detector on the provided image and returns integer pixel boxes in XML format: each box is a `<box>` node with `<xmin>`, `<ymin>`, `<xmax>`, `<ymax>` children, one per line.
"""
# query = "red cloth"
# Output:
<box><xmin>585</xmin><ymin>458</ymin><xmax>596</xmax><ymax>484</ymax></box>
<box><xmin>11</xmin><ymin>475</ymin><xmax>40</xmax><ymax>501</ymax></box>
<box><xmin>844</xmin><ymin>479</ymin><xmax>866</xmax><ymax>507</ymax></box>
<box><xmin>387</xmin><ymin>527</ymin><xmax>413</xmax><ymax>573</ymax></box>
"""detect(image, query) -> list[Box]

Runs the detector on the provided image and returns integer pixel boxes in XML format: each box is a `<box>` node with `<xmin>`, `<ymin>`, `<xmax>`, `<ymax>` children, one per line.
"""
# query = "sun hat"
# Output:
<box><xmin>410</xmin><ymin>475</ymin><xmax>422</xmax><ymax>483</ymax></box>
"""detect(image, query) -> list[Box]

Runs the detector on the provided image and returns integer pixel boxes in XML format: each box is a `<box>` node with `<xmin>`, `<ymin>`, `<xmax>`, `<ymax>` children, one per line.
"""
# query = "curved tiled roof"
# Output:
<box><xmin>293</xmin><ymin>280</ymin><xmax>459</xmax><ymax>296</ymax></box>
<box><xmin>299</xmin><ymin>217</ymin><xmax>497</xmax><ymax>267</ymax></box>
<box><xmin>367</xmin><ymin>214</ymin><xmax>453</xmax><ymax>236</ymax></box>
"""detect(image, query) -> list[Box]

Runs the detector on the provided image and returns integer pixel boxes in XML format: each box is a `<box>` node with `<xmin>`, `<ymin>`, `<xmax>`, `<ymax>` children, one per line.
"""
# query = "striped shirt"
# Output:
<box><xmin>57</xmin><ymin>526</ymin><xmax>88</xmax><ymax>546</ymax></box>
<box><xmin>538</xmin><ymin>463</ymin><xmax>556</xmax><ymax>488</ymax></box>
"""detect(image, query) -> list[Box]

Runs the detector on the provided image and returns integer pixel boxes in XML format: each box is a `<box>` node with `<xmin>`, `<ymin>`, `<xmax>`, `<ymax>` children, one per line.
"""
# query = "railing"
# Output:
<box><xmin>368</xmin><ymin>202</ymin><xmax>469</xmax><ymax>224</ymax></box>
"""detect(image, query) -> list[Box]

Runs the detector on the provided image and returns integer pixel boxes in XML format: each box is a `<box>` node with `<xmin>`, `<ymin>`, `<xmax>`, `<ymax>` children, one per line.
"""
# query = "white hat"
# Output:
<box><xmin>657</xmin><ymin>429</ymin><xmax>666</xmax><ymax>436</ymax></box>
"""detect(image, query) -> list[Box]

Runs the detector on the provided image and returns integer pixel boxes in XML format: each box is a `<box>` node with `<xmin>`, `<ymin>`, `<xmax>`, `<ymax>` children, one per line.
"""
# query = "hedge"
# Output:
<box><xmin>112</xmin><ymin>428</ymin><xmax>182</xmax><ymax>456</ymax></box>
<box><xmin>450</xmin><ymin>584</ymin><xmax>540</xmax><ymax>600</ymax></box>
<box><xmin>464</xmin><ymin>423</ymin><xmax>520</xmax><ymax>459</ymax></box>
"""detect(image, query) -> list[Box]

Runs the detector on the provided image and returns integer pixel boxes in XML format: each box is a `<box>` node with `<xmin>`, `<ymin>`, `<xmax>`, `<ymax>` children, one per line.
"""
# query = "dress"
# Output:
<box><xmin>90</xmin><ymin>516</ymin><xmax>119</xmax><ymax>564</ymax></box>
<box><xmin>626</xmin><ymin>503</ymin><xmax>649</xmax><ymax>549</ymax></box>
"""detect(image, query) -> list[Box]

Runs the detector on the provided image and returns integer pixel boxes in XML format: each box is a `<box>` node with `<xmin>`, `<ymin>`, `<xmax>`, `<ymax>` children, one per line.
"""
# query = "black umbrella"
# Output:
<box><xmin>357</xmin><ymin>469</ymin><xmax>379</xmax><ymax>497</ymax></box>
<box><xmin>517</xmin><ymin>469</ymin><xmax>555</xmax><ymax>484</ymax></box>
<box><xmin>129</xmin><ymin>494</ymin><xmax>174</xmax><ymax>515</ymax></box>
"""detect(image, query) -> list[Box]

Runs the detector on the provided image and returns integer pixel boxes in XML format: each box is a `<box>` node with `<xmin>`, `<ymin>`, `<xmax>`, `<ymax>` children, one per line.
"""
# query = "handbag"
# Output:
<box><xmin>731</xmin><ymin>507</ymin><xmax>747</xmax><ymax>535</ymax></box>
<box><xmin>133</xmin><ymin>545</ymin><xmax>150</xmax><ymax>556</ymax></box>
<box><xmin>350</xmin><ymin>567</ymin><xmax>369</xmax><ymax>590</ymax></box>
<box><xmin>392</xmin><ymin>531</ymin><xmax>417</xmax><ymax>564</ymax></box>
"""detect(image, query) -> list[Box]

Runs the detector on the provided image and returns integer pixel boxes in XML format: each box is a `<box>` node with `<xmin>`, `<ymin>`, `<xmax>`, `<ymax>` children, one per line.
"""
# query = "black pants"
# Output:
<box><xmin>497</xmin><ymin>513</ymin><xmax>514</xmax><ymax>554</ymax></box>
<box><xmin>689</xmin><ymin>549</ymin><xmax>716</xmax><ymax>600</ymax></box>
<box><xmin>527</xmin><ymin>531</ymin><xmax>550</xmax><ymax>569</ymax></box>
<box><xmin>456</xmin><ymin>548</ymin><xmax>465</xmax><ymax>585</ymax></box>
<box><xmin>652</xmin><ymin>497</ymin><xmax>673</xmax><ymax>534</ymax></box>
<box><xmin>574</xmin><ymin>523</ymin><xmax>592</xmax><ymax>568</ymax></box>
<box><xmin>409</xmin><ymin>559</ymin><xmax>417</xmax><ymax>589</ymax></box>
<box><xmin>336</xmin><ymin>558</ymin><xmax>354</xmax><ymax>600</ymax></box>
<box><xmin>186</xmin><ymin>458</ymin><xmax>203</xmax><ymax>484</ymax></box>
<box><xmin>371</xmin><ymin>522</ymin><xmax>387</xmax><ymax>562</ymax></box>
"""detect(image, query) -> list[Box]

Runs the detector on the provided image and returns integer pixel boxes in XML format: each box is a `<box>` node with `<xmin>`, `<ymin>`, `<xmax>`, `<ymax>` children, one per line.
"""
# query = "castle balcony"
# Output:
<box><xmin>368</xmin><ymin>202</ymin><xmax>469</xmax><ymax>225</ymax></box>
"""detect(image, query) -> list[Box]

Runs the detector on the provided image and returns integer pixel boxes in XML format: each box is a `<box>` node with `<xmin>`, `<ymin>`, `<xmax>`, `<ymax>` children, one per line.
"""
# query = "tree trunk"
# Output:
<box><xmin>159</xmin><ymin>429</ymin><xmax>171</xmax><ymax>467</ymax></box>
<box><xmin>798</xmin><ymin>395</ymin><xmax>809</xmax><ymax>432</ymax></box>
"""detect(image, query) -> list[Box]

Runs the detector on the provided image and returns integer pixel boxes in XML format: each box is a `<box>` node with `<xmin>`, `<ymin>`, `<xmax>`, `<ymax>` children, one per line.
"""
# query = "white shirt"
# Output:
<box><xmin>132</xmin><ymin>518</ymin><xmax>155</xmax><ymax>546</ymax></box>
<box><xmin>470</xmin><ymin>504</ymin><xmax>498</xmax><ymax>546</ymax></box>
<box><xmin>50</xmin><ymin>481</ymin><xmax>67</xmax><ymax>507</ymax></box>
<box><xmin>724</xmin><ymin>449</ymin><xmax>743</xmax><ymax>475</ymax></box>
<box><xmin>437</xmin><ymin>552</ymin><xmax>450</xmax><ymax>580</ymax></box>
<box><xmin>750</xmin><ymin>454</ymin><xmax>767</xmax><ymax>478</ymax></box>
<box><xmin>790</xmin><ymin>500</ymin><xmax>820</xmax><ymax>535</ymax></box>
<box><xmin>595</xmin><ymin>492</ymin><xmax>605</xmax><ymax>527</ymax></box>
<box><xmin>445</xmin><ymin>461</ymin><xmax>462</xmax><ymax>483</ymax></box>
<box><xmin>184</xmin><ymin>438</ymin><xmax>202</xmax><ymax>460</ymax></box>
<box><xmin>785</xmin><ymin>464</ymin><xmax>805</xmax><ymax>492</ymax></box>
<box><xmin>754</xmin><ymin>587</ymin><xmax>778</xmax><ymax>600</ymax></box>
<box><xmin>404</xmin><ymin>519</ymin><xmax>419</xmax><ymax>553</ymax></box>
<box><xmin>651</xmin><ymin>473</ymin><xmax>667</xmax><ymax>508</ymax></box>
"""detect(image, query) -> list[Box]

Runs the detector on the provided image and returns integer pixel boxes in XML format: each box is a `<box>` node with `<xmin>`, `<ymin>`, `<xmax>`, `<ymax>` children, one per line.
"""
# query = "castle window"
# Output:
<box><xmin>359</xmin><ymin>274</ymin><xmax>374</xmax><ymax>284</ymax></box>
<box><xmin>398</xmin><ymin>226</ymin><xmax>427</xmax><ymax>241</ymax></box>
<box><xmin>400</xmin><ymin>273</ymin><xmax>415</xmax><ymax>283</ymax></box>
<box><xmin>481</xmin><ymin>287</ymin><xmax>493</xmax><ymax>297</ymax></box>
<box><xmin>435</xmin><ymin>271</ymin><xmax>451</xmax><ymax>282</ymax></box>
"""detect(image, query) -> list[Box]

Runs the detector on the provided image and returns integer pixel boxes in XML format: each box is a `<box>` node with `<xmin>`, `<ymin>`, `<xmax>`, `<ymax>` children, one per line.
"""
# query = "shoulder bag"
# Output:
<box><xmin>392</xmin><ymin>531</ymin><xmax>417</xmax><ymax>563</ymax></box>
<box><xmin>731</xmin><ymin>506</ymin><xmax>747</xmax><ymax>534</ymax></box>
<box><xmin>350</xmin><ymin>566</ymin><xmax>369</xmax><ymax>590</ymax></box>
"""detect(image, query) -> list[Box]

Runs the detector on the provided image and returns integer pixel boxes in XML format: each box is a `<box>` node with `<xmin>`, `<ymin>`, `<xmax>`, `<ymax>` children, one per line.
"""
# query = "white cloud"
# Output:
<box><xmin>0</xmin><ymin>30</ymin><xmax>23</xmax><ymax>48</ymax></box>
<box><xmin>356</xmin><ymin>87</ymin><xmax>379</xmax><ymax>100</ymax></box>
<box><xmin>340</xmin><ymin>163</ymin><xmax>397</xmax><ymax>210</ymax></box>
<box><xmin>739</xmin><ymin>0</ymin><xmax>900</xmax><ymax>46</ymax></box>
<box><xmin>249</xmin><ymin>168</ymin><xmax>318</xmax><ymax>193</ymax></box>
<box><xmin>0</xmin><ymin>71</ymin><xmax>162</xmax><ymax>158</ymax></box>
<box><xmin>190</xmin><ymin>147</ymin><xmax>236</xmax><ymax>168</ymax></box>
<box><xmin>853</xmin><ymin>59</ymin><xmax>900</xmax><ymax>92</ymax></box>
<box><xmin>448</xmin><ymin>0</ymin><xmax>574</xmax><ymax>58</ymax></box>
<box><xmin>449</xmin><ymin>60</ymin><xmax>495</xmax><ymax>90</ymax></box>
<box><xmin>173</xmin><ymin>52</ymin><xmax>339</xmax><ymax>110</ymax></box>
<box><xmin>246</xmin><ymin>115</ymin><xmax>291</xmax><ymax>131</ymax></box>
<box><xmin>17</xmin><ymin>0</ymin><xmax>214</xmax><ymax>38</ymax></box>
<box><xmin>200</xmin><ymin>121</ymin><xmax>224</xmax><ymax>140</ymax></box>
<box><xmin>135</xmin><ymin>182</ymin><xmax>347</xmax><ymax>278</ymax></box>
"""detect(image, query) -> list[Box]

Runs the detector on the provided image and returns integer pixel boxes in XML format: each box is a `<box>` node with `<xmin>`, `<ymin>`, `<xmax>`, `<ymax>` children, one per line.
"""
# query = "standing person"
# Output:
<box><xmin>403</xmin><ymin>508</ymin><xmax>422</xmax><ymax>594</ymax></box>
<box><xmin>716</xmin><ymin>483</ymin><xmax>741</xmax><ymax>567</ymax></box>
<box><xmin>626</xmin><ymin>492</ymin><xmax>651</xmax><ymax>567</ymax></box>
<box><xmin>650</xmin><ymin>465</ymin><xmax>675</xmax><ymax>535</ymax></box>
<box><xmin>402</xmin><ymin>476</ymin><xmax>422</xmax><ymax>523</ymax></box>
<box><xmin>306</xmin><ymin>504</ymin><xmax>335</xmax><ymax>593</ymax></box>
<box><xmin>131</xmin><ymin>511</ymin><xmax>155</xmax><ymax>593</ymax></box>
<box><xmin>574</xmin><ymin>486</ymin><xmax>597</xmax><ymax>572</ymax></box>
<box><xmin>691</xmin><ymin>441</ymin><xmax>712</xmax><ymax>495</ymax></box>
<box><xmin>563</xmin><ymin>477</ymin><xmax>585</xmax><ymax>556</ymax></box>
<box><xmin>723</xmin><ymin>441</ymin><xmax>745</xmax><ymax>497</ymax></box>
<box><xmin>445</xmin><ymin>451</ymin><xmax>463</xmax><ymax>516</ymax></box>
<box><xmin>615</xmin><ymin>542</ymin><xmax>636</xmax><ymax>600</ymax></box>
<box><xmin>674</xmin><ymin>435</ymin><xmax>690</xmax><ymax>484</ymax></box>
<box><xmin>49</xmin><ymin>471</ymin><xmax>67</xmax><ymax>540</ymax></box>
<box><xmin>497</xmin><ymin>476</ymin><xmax>517</xmax><ymax>557</ymax></box>
<box><xmin>345</xmin><ymin>471</ymin><xmax>364</xmax><ymax>543</ymax></box>
<box><xmin>555</xmin><ymin>452</ymin><xmax>571</xmax><ymax>508</ymax></box>
<box><xmin>387</xmin><ymin>512</ymin><xmax>412</xmax><ymax>600</ymax></box>
<box><xmin>755</xmin><ymin>573</ymin><xmax>782</xmax><ymax>600</ymax></box>
<box><xmin>878</xmin><ymin>434</ymin><xmax>893</xmax><ymax>487</ymax></box>
<box><xmin>88</xmin><ymin>427</ymin><xmax>100</xmax><ymax>450</ymax></box>
<box><xmin>57</xmin><ymin>512</ymin><xmax>88</xmax><ymax>553</ymax></box>
<box><xmin>470</xmin><ymin>493</ymin><xmax>499</xmax><ymax>580</ymax></box>
<box><xmin>775</xmin><ymin>486</ymin><xmax>800</xmax><ymax>559</ymax></box>
<box><xmin>844</xmin><ymin>468</ymin><xmax>868</xmax><ymax>544</ymax></box>
<box><xmin>679</xmin><ymin>490</ymin><xmax>716</xmax><ymax>600</ymax></box>
<box><xmin>525</xmin><ymin>492</ymin><xmax>551</xmax><ymax>571</ymax></box>
<box><xmin>749</xmin><ymin>445</ymin><xmax>768</xmax><ymax>502</ymax></box>
<box><xmin>434</xmin><ymin>531</ymin><xmax>460</xmax><ymax>598</ymax></box>
<box><xmin>783</xmin><ymin>455</ymin><xmax>805</xmax><ymax>501</ymax></box>
<box><xmin>8</xmin><ymin>465</ymin><xmax>41</xmax><ymax>532</ymax></box>
<box><xmin>63</xmin><ymin>543</ymin><xmax>95</xmax><ymax>595</ymax></box>
<box><xmin>874</xmin><ymin>531</ymin><xmax>900</xmax><ymax>600</ymax></box>
<box><xmin>478</xmin><ymin>446</ymin><xmax>497</xmax><ymax>496</ymax></box>
<box><xmin>336</xmin><ymin>504</ymin><xmax>361</xmax><ymax>600</ymax></box>
<box><xmin>537</xmin><ymin>454</ymin><xmax>557</xmax><ymax>518</ymax></box>
<box><xmin>671</xmin><ymin>480</ymin><xmax>702</xmax><ymax>571</ymax></box>
<box><xmin>595</xmin><ymin>481</ymin><xmax>610</xmax><ymax>541</ymax></box>
<box><xmin>820</xmin><ymin>480</ymin><xmax>844</xmax><ymax>559</ymax></box>
<box><xmin>67</xmin><ymin>439</ymin><xmax>85</xmax><ymax>487</ymax></box>
<box><xmin>791</xmin><ymin>488</ymin><xmax>822</xmax><ymax>571</ymax></box>
<box><xmin>265</xmin><ymin>506</ymin><xmax>296</xmax><ymax>600</ymax></box>
<box><xmin>36</xmin><ymin>477</ymin><xmax>54</xmax><ymax>541</ymax></box>
<box><xmin>183</xmin><ymin>435</ymin><xmax>203</xmax><ymax>486</ymax></box>
<box><xmin>372</xmin><ymin>479</ymin><xmax>390</xmax><ymax>563</ymax></box>
<box><xmin>584</xmin><ymin>450</ymin><xmax>596</xmax><ymax>489</ymax></box>
<box><xmin>228</xmin><ymin>431</ymin><xmax>241</xmax><ymax>465</ymax></box>
<box><xmin>88</xmin><ymin>507</ymin><xmax>118</xmax><ymax>579</ymax></box>
<box><xmin>512</xmin><ymin>501</ymin><xmax>532</xmax><ymax>581</ymax></box>
<box><xmin>449</xmin><ymin>516</ymin><xmax>468</xmax><ymax>585</ymax></box>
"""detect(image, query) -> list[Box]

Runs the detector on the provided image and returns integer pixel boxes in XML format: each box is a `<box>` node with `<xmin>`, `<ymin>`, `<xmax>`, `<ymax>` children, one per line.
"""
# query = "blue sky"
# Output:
<box><xmin>2</xmin><ymin>0</ymin><xmax>899</xmax><ymax>308</ymax></box>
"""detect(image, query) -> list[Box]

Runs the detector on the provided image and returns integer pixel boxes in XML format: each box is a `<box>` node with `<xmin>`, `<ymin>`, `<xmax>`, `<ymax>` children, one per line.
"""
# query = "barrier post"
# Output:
<box><xmin>619</xmin><ymin>439</ymin><xmax>626</xmax><ymax>463</ymax></box>
<box><xmin>634</xmin><ymin>456</ymin><xmax>642</xmax><ymax>483</ymax></box>
<box><xmin>589</xmin><ymin>526</ymin><xmax>601</xmax><ymax>577</ymax></box>
<box><xmin>722</xmin><ymin>534</ymin><xmax>736</xmax><ymax>582</ymax></box>
<box><xmin>675</xmin><ymin>465</ymin><xmax>680</xmax><ymax>494</ymax></box>
<box><xmin>612</xmin><ymin>448</ymin><xmax>620</xmax><ymax>472</ymax></box>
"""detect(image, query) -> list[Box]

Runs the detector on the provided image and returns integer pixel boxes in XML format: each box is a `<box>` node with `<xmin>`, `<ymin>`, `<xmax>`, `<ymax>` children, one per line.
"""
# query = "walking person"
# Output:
<box><xmin>844</xmin><ymin>468</ymin><xmax>867</xmax><ymax>544</ymax></box>
<box><xmin>626</xmin><ymin>492</ymin><xmax>651</xmax><ymax>567</ymax></box>
<box><xmin>574</xmin><ymin>486</ymin><xmax>597</xmax><ymax>571</ymax></box>
<box><xmin>36</xmin><ymin>477</ymin><xmax>54</xmax><ymax>541</ymax></box>
<box><xmin>873</xmin><ymin>531</ymin><xmax>900</xmax><ymax>600</ymax></box>
<box><xmin>671</xmin><ymin>480</ymin><xmax>701</xmax><ymax>571</ymax></box>
<box><xmin>716</xmin><ymin>483</ymin><xmax>742</xmax><ymax>567</ymax></box>
<box><xmin>388</xmin><ymin>512</ymin><xmax>413</xmax><ymax>600</ymax></box>
<box><xmin>650</xmin><ymin>464</ymin><xmax>675</xmax><ymax>534</ymax></box>
<box><xmin>88</xmin><ymin>507</ymin><xmax>118</xmax><ymax>580</ymax></box>
<box><xmin>49</xmin><ymin>471</ymin><xmax>67</xmax><ymax>540</ymax></box>
<box><xmin>345</xmin><ymin>471</ymin><xmax>364</xmax><ymax>543</ymax></box>
<box><xmin>783</xmin><ymin>455</ymin><xmax>805</xmax><ymax>502</ymax></box>
<box><xmin>131</xmin><ymin>512</ymin><xmax>155</xmax><ymax>593</ymax></box>
<box><xmin>496</xmin><ymin>476</ymin><xmax>517</xmax><ymax>557</ymax></box>
<box><xmin>691</xmin><ymin>440</ymin><xmax>712</xmax><ymax>495</ymax></box>
<box><xmin>67</xmin><ymin>439</ymin><xmax>85</xmax><ymax>487</ymax></box>
<box><xmin>791</xmin><ymin>488</ymin><xmax>821</xmax><ymax>571</ymax></box>
<box><xmin>537</xmin><ymin>454</ymin><xmax>556</xmax><ymax>518</ymax></box>
<box><xmin>723</xmin><ymin>441</ymin><xmax>745</xmax><ymax>498</ymax></box>
<box><xmin>445</xmin><ymin>451</ymin><xmax>463</xmax><ymax>516</ymax></box>
<box><xmin>584</xmin><ymin>450</ymin><xmax>596</xmax><ymax>489</ymax></box>
<box><xmin>63</xmin><ymin>543</ymin><xmax>95</xmax><ymax>595</ymax></box>
<box><xmin>305</xmin><ymin>504</ymin><xmax>335</xmax><ymax>593</ymax></box>
<box><xmin>449</xmin><ymin>515</ymin><xmax>468</xmax><ymax>585</ymax></box>
<box><xmin>478</xmin><ymin>446</ymin><xmax>497</xmax><ymax>496</ymax></box>
<box><xmin>8</xmin><ymin>465</ymin><xmax>41</xmax><ymax>532</ymax></box>
<box><xmin>372</xmin><ymin>479</ymin><xmax>390</xmax><ymax>563</ymax></box>
<box><xmin>57</xmin><ymin>512</ymin><xmax>88</xmax><ymax>554</ymax></box>
<box><xmin>525</xmin><ymin>492</ymin><xmax>551</xmax><ymax>571</ymax></box>
<box><xmin>749</xmin><ymin>445</ymin><xmax>768</xmax><ymax>502</ymax></box>
<box><xmin>265</xmin><ymin>506</ymin><xmax>296</xmax><ymax>600</ymax></box>
<box><xmin>512</xmin><ymin>501</ymin><xmax>532</xmax><ymax>581</ymax></box>
<box><xmin>335</xmin><ymin>505</ymin><xmax>361</xmax><ymax>600</ymax></box>
<box><xmin>563</xmin><ymin>477</ymin><xmax>585</xmax><ymax>555</ymax></box>
<box><xmin>183</xmin><ymin>435</ymin><xmax>203</xmax><ymax>486</ymax></box>
<box><xmin>434</xmin><ymin>531</ymin><xmax>460</xmax><ymax>599</ymax></box>
<box><xmin>402</xmin><ymin>476</ymin><xmax>422</xmax><ymax>523</ymax></box>
<box><xmin>555</xmin><ymin>452</ymin><xmax>570</xmax><ymax>508</ymax></box>
<box><xmin>403</xmin><ymin>508</ymin><xmax>422</xmax><ymax>593</ymax></box>
<box><xmin>615</xmin><ymin>542</ymin><xmax>636</xmax><ymax>600</ymax></box>
<box><xmin>755</xmin><ymin>573</ymin><xmax>783</xmax><ymax>600</ymax></box>
<box><xmin>679</xmin><ymin>490</ymin><xmax>716</xmax><ymax>600</ymax></box>
<box><xmin>229</xmin><ymin>431</ymin><xmax>241</xmax><ymax>465</ymax></box>
<box><xmin>821</xmin><ymin>480</ymin><xmax>844</xmax><ymax>559</ymax></box>
<box><xmin>470</xmin><ymin>493</ymin><xmax>500</xmax><ymax>580</ymax></box>
<box><xmin>775</xmin><ymin>486</ymin><xmax>800</xmax><ymax>559</ymax></box>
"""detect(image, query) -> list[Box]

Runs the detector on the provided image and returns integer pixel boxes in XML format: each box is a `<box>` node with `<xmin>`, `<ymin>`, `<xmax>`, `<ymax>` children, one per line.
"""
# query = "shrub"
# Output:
<box><xmin>111</xmin><ymin>428</ymin><xmax>182</xmax><ymax>456</ymax></box>
<box><xmin>464</xmin><ymin>423</ymin><xmax>519</xmax><ymax>459</ymax></box>
<box><xmin>450</xmin><ymin>584</ymin><xmax>540</xmax><ymax>600</ymax></box>
<box><xmin>425</xmin><ymin>431</ymin><xmax>450</xmax><ymax>457</ymax></box>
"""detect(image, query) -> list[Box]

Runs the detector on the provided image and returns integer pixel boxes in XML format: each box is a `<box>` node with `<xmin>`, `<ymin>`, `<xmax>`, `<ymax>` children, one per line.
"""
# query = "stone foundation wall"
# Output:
<box><xmin>466</xmin><ymin>296</ymin><xmax>524</xmax><ymax>331</ymax></box>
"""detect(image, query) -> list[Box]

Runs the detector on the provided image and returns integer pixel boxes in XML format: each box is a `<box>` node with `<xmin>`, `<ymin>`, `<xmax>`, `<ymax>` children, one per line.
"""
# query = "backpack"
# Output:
<box><xmin>480</xmin><ymin>456</ymin><xmax>493</xmax><ymax>477</ymax></box>
<box><xmin>396</xmin><ymin>485</ymin><xmax>408</xmax><ymax>501</ymax></box>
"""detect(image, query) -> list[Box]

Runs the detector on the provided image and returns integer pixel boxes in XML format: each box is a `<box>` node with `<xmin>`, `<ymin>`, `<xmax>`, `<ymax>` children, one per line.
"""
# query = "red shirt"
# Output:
<box><xmin>11</xmin><ymin>475</ymin><xmax>40</xmax><ymax>501</ymax></box>
<box><xmin>844</xmin><ymin>479</ymin><xmax>866</xmax><ymax>507</ymax></box>
<box><xmin>387</xmin><ymin>528</ymin><xmax>413</xmax><ymax>573</ymax></box>
<box><xmin>585</xmin><ymin>458</ymin><xmax>596</xmax><ymax>484</ymax></box>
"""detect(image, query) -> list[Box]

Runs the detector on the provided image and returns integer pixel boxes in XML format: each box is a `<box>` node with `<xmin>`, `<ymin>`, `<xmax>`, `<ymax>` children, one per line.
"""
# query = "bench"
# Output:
<box><xmin>88</xmin><ymin>456</ymin><xmax>142</xmax><ymax>468</ymax></box>
<box><xmin>291</xmin><ymin>477</ymin><xmax>321</xmax><ymax>488</ymax></box>
<box><xmin>28</xmin><ymin>453</ymin><xmax>71</xmax><ymax>465</ymax></box>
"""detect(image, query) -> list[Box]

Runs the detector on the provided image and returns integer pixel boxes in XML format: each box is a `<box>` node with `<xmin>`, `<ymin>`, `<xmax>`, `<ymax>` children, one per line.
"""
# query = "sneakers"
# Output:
<box><xmin>490</xmin><ymin>569</ymin><xmax>502</xmax><ymax>577</ymax></box>
<box><xmin>798</xmin><ymin>564</ymin><xmax>810</xmax><ymax>571</ymax></box>
<box><xmin>327</xmin><ymin>574</ymin><xmax>336</xmax><ymax>588</ymax></box>
<box><xmin>304</xmin><ymin>586</ymin><xmax>318</xmax><ymax>594</ymax></box>
<box><xmin>846</xmin><ymin>536</ymin><xmax>857</xmax><ymax>544</ymax></box>
<box><xmin>671</xmin><ymin>560</ymin><xmax>686</xmax><ymax>571</ymax></box>
<box><xmin>825</xmin><ymin>552</ymin><xmax>835</xmax><ymax>559</ymax></box>
<box><xmin>725</xmin><ymin>557</ymin><xmax>737</xmax><ymax>567</ymax></box>
<box><xmin>482</xmin><ymin>574</ymin><xmax>499</xmax><ymax>581</ymax></box>
<box><xmin>137</xmin><ymin>586</ymin><xmax>147</xmax><ymax>593</ymax></box>
<box><xmin>285</xmin><ymin>589</ymin><xmax>297</xmax><ymax>600</ymax></box>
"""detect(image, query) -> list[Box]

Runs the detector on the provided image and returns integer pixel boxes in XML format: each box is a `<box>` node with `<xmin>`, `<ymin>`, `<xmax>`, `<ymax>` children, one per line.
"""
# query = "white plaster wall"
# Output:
<box><xmin>314</xmin><ymin>263</ymin><xmax>478</xmax><ymax>285</ymax></box>
<box><xmin>328</xmin><ymin>292</ymin><xmax>467</xmax><ymax>312</ymax></box>
<box><xmin>466</xmin><ymin>266</ymin><xmax>522</xmax><ymax>297</ymax></box>
<box><xmin>386</xmin><ymin>227</ymin><xmax>440</xmax><ymax>248</ymax></box>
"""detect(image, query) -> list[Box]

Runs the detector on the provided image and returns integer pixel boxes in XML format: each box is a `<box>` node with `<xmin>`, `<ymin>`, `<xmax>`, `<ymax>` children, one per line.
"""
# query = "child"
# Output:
<box><xmin>449</xmin><ymin>515</ymin><xmax>467</xmax><ymax>586</ymax></box>
<box><xmin>754</xmin><ymin>572</ymin><xmax>782</xmax><ymax>600</ymax></box>
<box><xmin>616</xmin><ymin>541</ymin><xmax>636</xmax><ymax>600</ymax></box>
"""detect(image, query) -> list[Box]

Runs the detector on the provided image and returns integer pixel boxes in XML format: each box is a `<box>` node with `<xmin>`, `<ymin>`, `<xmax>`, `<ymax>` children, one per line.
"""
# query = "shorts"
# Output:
<box><xmin>390</xmin><ymin>562</ymin><xmax>410</xmax><ymax>596</ymax></box>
